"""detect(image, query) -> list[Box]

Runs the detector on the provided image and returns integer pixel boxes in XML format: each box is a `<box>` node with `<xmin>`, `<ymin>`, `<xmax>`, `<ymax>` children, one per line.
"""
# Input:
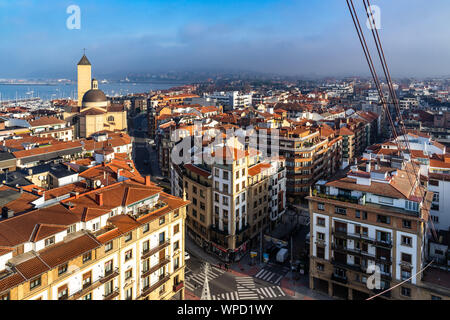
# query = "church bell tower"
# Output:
<box><xmin>77</xmin><ymin>53</ymin><xmax>92</xmax><ymax>106</ymax></box>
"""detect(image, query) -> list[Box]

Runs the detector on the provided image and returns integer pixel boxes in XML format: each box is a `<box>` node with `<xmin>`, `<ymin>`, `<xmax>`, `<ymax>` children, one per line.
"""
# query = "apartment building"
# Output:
<box><xmin>173</xmin><ymin>146</ymin><xmax>286</xmax><ymax>262</ymax></box>
<box><xmin>275</xmin><ymin>124</ymin><xmax>342</xmax><ymax>202</ymax></box>
<box><xmin>0</xmin><ymin>177</ymin><xmax>188</xmax><ymax>300</ymax></box>
<box><xmin>307</xmin><ymin>160</ymin><xmax>450</xmax><ymax>300</ymax></box>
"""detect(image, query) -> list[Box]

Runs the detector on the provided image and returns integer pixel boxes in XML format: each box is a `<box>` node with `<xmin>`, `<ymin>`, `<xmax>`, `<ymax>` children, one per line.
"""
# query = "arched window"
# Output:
<box><xmin>107</xmin><ymin>116</ymin><xmax>115</xmax><ymax>122</ymax></box>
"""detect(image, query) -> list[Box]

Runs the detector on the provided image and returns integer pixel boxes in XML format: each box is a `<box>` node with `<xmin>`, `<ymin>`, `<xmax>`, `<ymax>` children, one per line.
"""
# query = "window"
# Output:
<box><xmin>402</xmin><ymin>220</ymin><xmax>412</xmax><ymax>229</ymax></box>
<box><xmin>58</xmin><ymin>284</ymin><xmax>68</xmax><ymax>300</ymax></box>
<box><xmin>223</xmin><ymin>184</ymin><xmax>229</xmax><ymax>193</ymax></box>
<box><xmin>317</xmin><ymin>232</ymin><xmax>325</xmax><ymax>241</ymax></box>
<box><xmin>200</xmin><ymin>214</ymin><xmax>205</xmax><ymax>222</ymax></box>
<box><xmin>0</xmin><ymin>292</ymin><xmax>10</xmax><ymax>300</ymax></box>
<box><xmin>125</xmin><ymin>269</ymin><xmax>133</xmax><ymax>280</ymax></box>
<box><xmin>215</xmin><ymin>193</ymin><xmax>220</xmax><ymax>202</ymax></box>
<box><xmin>174</xmin><ymin>209</ymin><xmax>180</xmax><ymax>218</ymax></box>
<box><xmin>105</xmin><ymin>260</ymin><xmax>113</xmax><ymax>275</ymax></box>
<box><xmin>215</xmin><ymin>168</ymin><xmax>220</xmax><ymax>177</ymax></box>
<box><xmin>377</xmin><ymin>215</ymin><xmax>390</xmax><ymax>224</ymax></box>
<box><xmin>200</xmin><ymin>202</ymin><xmax>205</xmax><ymax>210</ymax></box>
<box><xmin>67</xmin><ymin>225</ymin><xmax>76</xmax><ymax>234</ymax></box>
<box><xmin>174</xmin><ymin>240</ymin><xmax>180</xmax><ymax>251</ymax></box>
<box><xmin>192</xmin><ymin>209</ymin><xmax>197</xmax><ymax>217</ymax></box>
<box><xmin>159</xmin><ymin>216</ymin><xmax>165</xmax><ymax>225</ymax></box>
<box><xmin>174</xmin><ymin>224</ymin><xmax>180</xmax><ymax>234</ymax></box>
<box><xmin>82</xmin><ymin>271</ymin><xmax>92</xmax><ymax>289</ymax></box>
<box><xmin>335</xmin><ymin>207</ymin><xmax>347</xmax><ymax>215</ymax></box>
<box><xmin>223</xmin><ymin>171</ymin><xmax>229</xmax><ymax>180</ymax></box>
<box><xmin>82</xmin><ymin>293</ymin><xmax>92</xmax><ymax>300</ymax></box>
<box><xmin>316</xmin><ymin>246</ymin><xmax>325</xmax><ymax>259</ymax></box>
<box><xmin>401</xmin><ymin>236</ymin><xmax>412</xmax><ymax>247</ymax></box>
<box><xmin>58</xmin><ymin>263</ymin><xmax>68</xmax><ymax>276</ymax></box>
<box><xmin>159</xmin><ymin>284</ymin><xmax>166</xmax><ymax>296</ymax></box>
<box><xmin>236</xmin><ymin>184</ymin><xmax>240</xmax><ymax>192</ymax></box>
<box><xmin>125</xmin><ymin>287</ymin><xmax>132</xmax><ymax>300</ymax></box>
<box><xmin>45</xmin><ymin>236</ymin><xmax>55</xmax><ymax>247</ymax></box>
<box><xmin>125</xmin><ymin>250</ymin><xmax>133</xmax><ymax>261</ymax></box>
<box><xmin>317</xmin><ymin>203</ymin><xmax>325</xmax><ymax>211</ymax></box>
<box><xmin>355</xmin><ymin>210</ymin><xmax>360</xmax><ymax>218</ymax></box>
<box><xmin>82</xmin><ymin>251</ymin><xmax>92</xmax><ymax>263</ymax></box>
<box><xmin>401</xmin><ymin>287</ymin><xmax>411</xmax><ymax>297</ymax></box>
<box><xmin>30</xmin><ymin>277</ymin><xmax>41</xmax><ymax>290</ymax></box>
<box><xmin>193</xmin><ymin>198</ymin><xmax>197</xmax><ymax>206</ymax></box>
<box><xmin>317</xmin><ymin>217</ymin><xmax>325</xmax><ymax>227</ymax></box>
<box><xmin>401</xmin><ymin>253</ymin><xmax>412</xmax><ymax>264</ymax></box>
<box><xmin>317</xmin><ymin>263</ymin><xmax>324</xmax><ymax>271</ymax></box>
<box><xmin>125</xmin><ymin>232</ymin><xmax>132</xmax><ymax>242</ymax></box>
<box><xmin>105</xmin><ymin>241</ymin><xmax>113</xmax><ymax>252</ymax></box>
<box><xmin>159</xmin><ymin>232</ymin><xmax>165</xmax><ymax>245</ymax></box>
<box><xmin>105</xmin><ymin>280</ymin><xmax>114</xmax><ymax>296</ymax></box>
<box><xmin>401</xmin><ymin>268</ymin><xmax>412</xmax><ymax>281</ymax></box>
<box><xmin>192</xmin><ymin>186</ymin><xmax>197</xmax><ymax>194</ymax></box>
<box><xmin>431</xmin><ymin>295</ymin><xmax>442</xmax><ymax>300</ymax></box>
<box><xmin>142</xmin><ymin>240</ymin><xmax>149</xmax><ymax>253</ymax></box>
<box><xmin>214</xmin><ymin>206</ymin><xmax>219</xmax><ymax>215</ymax></box>
<box><xmin>235</xmin><ymin>171</ymin><xmax>239</xmax><ymax>179</ymax></box>
<box><xmin>174</xmin><ymin>256</ymin><xmax>180</xmax><ymax>270</ymax></box>
<box><xmin>429</xmin><ymin>179</ymin><xmax>439</xmax><ymax>186</ymax></box>
<box><xmin>432</xmin><ymin>192</ymin><xmax>439</xmax><ymax>203</ymax></box>
<box><xmin>92</xmin><ymin>222</ymin><xmax>99</xmax><ymax>231</ymax></box>
<box><xmin>143</xmin><ymin>223</ymin><xmax>150</xmax><ymax>233</ymax></box>
<box><xmin>242</xmin><ymin>168</ymin><xmax>245</xmax><ymax>176</ymax></box>
<box><xmin>362</xmin><ymin>211</ymin><xmax>368</xmax><ymax>220</ymax></box>
<box><xmin>223</xmin><ymin>196</ymin><xmax>229</xmax><ymax>206</ymax></box>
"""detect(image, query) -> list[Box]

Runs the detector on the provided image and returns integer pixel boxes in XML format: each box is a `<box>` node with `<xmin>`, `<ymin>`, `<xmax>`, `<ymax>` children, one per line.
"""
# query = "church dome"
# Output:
<box><xmin>82</xmin><ymin>89</ymin><xmax>107</xmax><ymax>103</ymax></box>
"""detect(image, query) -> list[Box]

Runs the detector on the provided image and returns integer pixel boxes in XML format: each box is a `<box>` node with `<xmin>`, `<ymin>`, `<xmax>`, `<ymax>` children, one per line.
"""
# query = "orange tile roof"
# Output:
<box><xmin>0</xmin><ymin>204</ymin><xmax>79</xmax><ymax>248</ymax></box>
<box><xmin>248</xmin><ymin>163</ymin><xmax>272</xmax><ymax>177</ymax></box>
<box><xmin>12</xmin><ymin>141</ymin><xmax>82</xmax><ymax>159</ymax></box>
<box><xmin>29</xmin><ymin>116</ymin><xmax>66</xmax><ymax>127</ymax></box>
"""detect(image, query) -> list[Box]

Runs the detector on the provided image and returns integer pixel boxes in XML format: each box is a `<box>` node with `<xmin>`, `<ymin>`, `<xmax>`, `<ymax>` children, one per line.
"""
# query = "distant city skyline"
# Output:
<box><xmin>1</xmin><ymin>0</ymin><xmax>450</xmax><ymax>78</ymax></box>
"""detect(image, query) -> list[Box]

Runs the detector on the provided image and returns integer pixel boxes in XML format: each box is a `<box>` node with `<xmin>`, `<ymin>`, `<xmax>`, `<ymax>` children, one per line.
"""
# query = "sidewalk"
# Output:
<box><xmin>281</xmin><ymin>272</ymin><xmax>333</xmax><ymax>300</ymax></box>
<box><xmin>185</xmin><ymin>236</ymin><xmax>221</xmax><ymax>266</ymax></box>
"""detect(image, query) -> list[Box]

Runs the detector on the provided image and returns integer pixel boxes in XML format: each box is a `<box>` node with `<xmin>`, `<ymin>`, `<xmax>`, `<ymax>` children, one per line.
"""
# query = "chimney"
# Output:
<box><xmin>145</xmin><ymin>176</ymin><xmax>151</xmax><ymax>186</ymax></box>
<box><xmin>96</xmin><ymin>193</ymin><xmax>104</xmax><ymax>206</ymax></box>
<box><xmin>366</xmin><ymin>161</ymin><xmax>371</xmax><ymax>173</ymax></box>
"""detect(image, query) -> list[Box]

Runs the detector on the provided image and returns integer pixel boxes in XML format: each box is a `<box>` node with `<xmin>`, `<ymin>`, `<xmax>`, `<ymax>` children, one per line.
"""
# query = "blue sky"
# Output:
<box><xmin>0</xmin><ymin>0</ymin><xmax>449</xmax><ymax>78</ymax></box>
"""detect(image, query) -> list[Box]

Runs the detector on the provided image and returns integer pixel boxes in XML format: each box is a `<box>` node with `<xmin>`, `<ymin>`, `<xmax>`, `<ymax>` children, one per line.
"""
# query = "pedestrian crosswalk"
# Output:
<box><xmin>236</xmin><ymin>277</ymin><xmax>259</xmax><ymax>300</ymax></box>
<box><xmin>254</xmin><ymin>269</ymin><xmax>284</xmax><ymax>285</ymax></box>
<box><xmin>185</xmin><ymin>266</ymin><xmax>225</xmax><ymax>291</ymax></box>
<box><xmin>256</xmin><ymin>286</ymin><xmax>286</xmax><ymax>299</ymax></box>
<box><xmin>211</xmin><ymin>291</ymin><xmax>239</xmax><ymax>300</ymax></box>
<box><xmin>211</xmin><ymin>285</ymin><xmax>286</xmax><ymax>300</ymax></box>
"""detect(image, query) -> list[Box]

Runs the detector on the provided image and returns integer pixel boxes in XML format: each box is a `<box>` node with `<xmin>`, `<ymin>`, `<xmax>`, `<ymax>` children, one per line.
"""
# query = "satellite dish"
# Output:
<box><xmin>38</xmin><ymin>175</ymin><xmax>44</xmax><ymax>181</ymax></box>
<box><xmin>95</xmin><ymin>180</ymin><xmax>101</xmax><ymax>187</ymax></box>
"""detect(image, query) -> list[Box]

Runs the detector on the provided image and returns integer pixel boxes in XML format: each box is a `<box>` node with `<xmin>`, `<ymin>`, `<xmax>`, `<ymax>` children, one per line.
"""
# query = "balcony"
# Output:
<box><xmin>99</xmin><ymin>267</ymin><xmax>119</xmax><ymax>284</ymax></box>
<box><xmin>173</xmin><ymin>281</ymin><xmax>184</xmax><ymax>293</ymax></box>
<box><xmin>131</xmin><ymin>201</ymin><xmax>167</xmax><ymax>220</ymax></box>
<box><xmin>313</xmin><ymin>190</ymin><xmax>364</xmax><ymax>205</ymax></box>
<box><xmin>141</xmin><ymin>273</ymin><xmax>171</xmax><ymax>298</ymax></box>
<box><xmin>331</xmin><ymin>273</ymin><xmax>348</xmax><ymax>284</ymax></box>
<box><xmin>103</xmin><ymin>288</ymin><xmax>120</xmax><ymax>300</ymax></box>
<box><xmin>332</xmin><ymin>243</ymin><xmax>377</xmax><ymax>260</ymax></box>
<box><xmin>141</xmin><ymin>256</ymin><xmax>171</xmax><ymax>278</ymax></box>
<box><xmin>373</xmin><ymin>239</ymin><xmax>393</xmax><ymax>249</ymax></box>
<box><xmin>141</xmin><ymin>239</ymin><xmax>171</xmax><ymax>260</ymax></box>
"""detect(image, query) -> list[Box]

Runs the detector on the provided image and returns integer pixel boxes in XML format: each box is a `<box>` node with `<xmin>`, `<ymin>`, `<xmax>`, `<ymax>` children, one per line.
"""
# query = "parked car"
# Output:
<box><xmin>276</xmin><ymin>248</ymin><xmax>289</xmax><ymax>263</ymax></box>
<box><xmin>185</xmin><ymin>252</ymin><xmax>190</xmax><ymax>260</ymax></box>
